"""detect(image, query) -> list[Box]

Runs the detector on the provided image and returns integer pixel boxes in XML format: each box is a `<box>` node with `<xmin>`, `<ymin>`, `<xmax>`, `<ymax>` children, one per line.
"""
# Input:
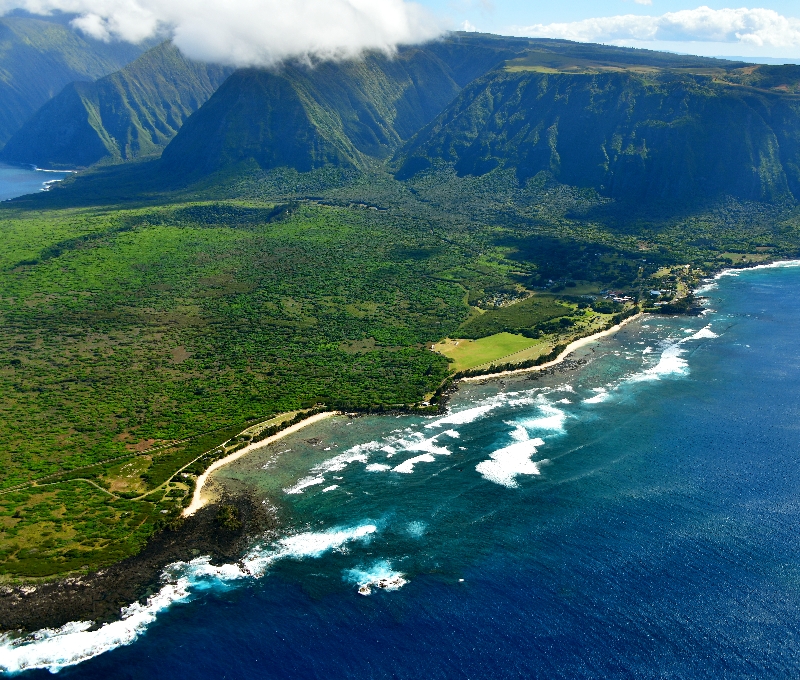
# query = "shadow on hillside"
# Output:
<box><xmin>567</xmin><ymin>196</ymin><xmax>717</xmax><ymax>233</ymax></box>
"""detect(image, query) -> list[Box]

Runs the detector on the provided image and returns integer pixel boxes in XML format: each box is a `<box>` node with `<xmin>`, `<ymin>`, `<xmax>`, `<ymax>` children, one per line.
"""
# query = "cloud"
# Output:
<box><xmin>518</xmin><ymin>6</ymin><xmax>800</xmax><ymax>50</ymax></box>
<box><xmin>0</xmin><ymin>0</ymin><xmax>442</xmax><ymax>67</ymax></box>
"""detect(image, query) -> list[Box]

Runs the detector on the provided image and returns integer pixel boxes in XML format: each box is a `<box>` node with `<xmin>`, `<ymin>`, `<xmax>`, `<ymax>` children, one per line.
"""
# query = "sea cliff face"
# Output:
<box><xmin>396</xmin><ymin>70</ymin><xmax>800</xmax><ymax>205</ymax></box>
<box><xmin>0</xmin><ymin>15</ymin><xmax>147</xmax><ymax>148</ymax></box>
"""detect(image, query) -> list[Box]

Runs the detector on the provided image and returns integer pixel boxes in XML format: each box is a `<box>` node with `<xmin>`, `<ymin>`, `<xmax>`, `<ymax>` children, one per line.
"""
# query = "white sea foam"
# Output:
<box><xmin>0</xmin><ymin>524</ymin><xmax>377</xmax><ymax>673</ymax></box>
<box><xmin>392</xmin><ymin>454</ymin><xmax>437</xmax><ymax>474</ymax></box>
<box><xmin>694</xmin><ymin>281</ymin><xmax>718</xmax><ymax>294</ymax></box>
<box><xmin>283</xmin><ymin>442</ymin><xmax>383</xmax><ymax>494</ymax></box>
<box><xmin>344</xmin><ymin>560</ymin><xmax>407</xmax><ymax>595</ymax></box>
<box><xmin>284</xmin><ymin>475</ymin><xmax>326</xmax><ymax>494</ymax></box>
<box><xmin>584</xmin><ymin>388</ymin><xmax>611</xmax><ymax>404</ymax></box>
<box><xmin>317</xmin><ymin>445</ymin><xmax>377</xmax><ymax>472</ymax></box>
<box><xmin>715</xmin><ymin>260</ymin><xmax>800</xmax><ymax>280</ymax></box>
<box><xmin>0</xmin><ymin>583</ymin><xmax>190</xmax><ymax>674</ymax></box>
<box><xmin>626</xmin><ymin>341</ymin><xmax>688</xmax><ymax>383</ymax></box>
<box><xmin>690</xmin><ymin>326</ymin><xmax>719</xmax><ymax>340</ymax></box>
<box><xmin>322</xmin><ymin>485</ymin><xmax>339</xmax><ymax>493</ymax></box>
<box><xmin>423</xmin><ymin>391</ymin><xmax>542</xmax><ymax>432</ymax></box>
<box><xmin>290</xmin><ymin>426</ymin><xmax>463</xmax><ymax>486</ymax></box>
<box><xmin>398</xmin><ymin>433</ymin><xmax>451</xmax><ymax>456</ymax></box>
<box><xmin>258</xmin><ymin>525</ymin><xmax>376</xmax><ymax>566</ymax></box>
<box><xmin>518</xmin><ymin>401</ymin><xmax>567</xmax><ymax>432</ymax></box>
<box><xmin>508</xmin><ymin>423</ymin><xmax>529</xmax><ymax>441</ymax></box>
<box><xmin>574</xmin><ymin>324</ymin><xmax>719</xmax><ymax>400</ymax></box>
<box><xmin>475</xmin><ymin>437</ymin><xmax>547</xmax><ymax>488</ymax></box>
<box><xmin>406</xmin><ymin>521</ymin><xmax>427</xmax><ymax>537</ymax></box>
<box><xmin>424</xmin><ymin>404</ymin><xmax>496</xmax><ymax>428</ymax></box>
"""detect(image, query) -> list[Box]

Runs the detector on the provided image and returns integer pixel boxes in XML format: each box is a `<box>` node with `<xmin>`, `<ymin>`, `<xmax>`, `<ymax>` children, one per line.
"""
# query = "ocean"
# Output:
<box><xmin>4</xmin><ymin>262</ymin><xmax>800</xmax><ymax>678</ymax></box>
<box><xmin>0</xmin><ymin>164</ymin><xmax>71</xmax><ymax>202</ymax></box>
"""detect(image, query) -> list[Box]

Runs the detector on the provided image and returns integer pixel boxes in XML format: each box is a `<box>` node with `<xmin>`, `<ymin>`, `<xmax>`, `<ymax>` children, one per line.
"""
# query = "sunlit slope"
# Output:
<box><xmin>0</xmin><ymin>43</ymin><xmax>234</xmax><ymax>168</ymax></box>
<box><xmin>396</xmin><ymin>66</ymin><xmax>800</xmax><ymax>205</ymax></box>
<box><xmin>0</xmin><ymin>14</ymin><xmax>147</xmax><ymax>148</ymax></box>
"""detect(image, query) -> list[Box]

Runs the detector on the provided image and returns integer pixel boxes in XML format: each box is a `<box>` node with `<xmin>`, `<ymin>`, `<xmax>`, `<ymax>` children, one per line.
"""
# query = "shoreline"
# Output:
<box><xmin>183</xmin><ymin>411</ymin><xmax>339</xmax><ymax>517</ymax></box>
<box><xmin>6</xmin><ymin>259</ymin><xmax>795</xmax><ymax>634</ymax></box>
<box><xmin>459</xmin><ymin>313</ymin><xmax>644</xmax><ymax>383</ymax></box>
<box><xmin>0</xmin><ymin>491</ymin><xmax>275</xmax><ymax>633</ymax></box>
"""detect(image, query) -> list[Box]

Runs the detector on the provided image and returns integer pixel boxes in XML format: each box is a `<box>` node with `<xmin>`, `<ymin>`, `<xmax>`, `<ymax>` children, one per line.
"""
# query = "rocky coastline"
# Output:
<box><xmin>0</xmin><ymin>492</ymin><xmax>276</xmax><ymax>634</ymax></box>
<box><xmin>0</xmin><ymin>261</ymin><xmax>775</xmax><ymax>637</ymax></box>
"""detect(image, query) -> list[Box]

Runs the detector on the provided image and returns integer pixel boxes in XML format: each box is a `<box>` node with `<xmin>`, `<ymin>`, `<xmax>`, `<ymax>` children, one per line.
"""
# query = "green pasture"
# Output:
<box><xmin>434</xmin><ymin>332</ymin><xmax>542</xmax><ymax>373</ymax></box>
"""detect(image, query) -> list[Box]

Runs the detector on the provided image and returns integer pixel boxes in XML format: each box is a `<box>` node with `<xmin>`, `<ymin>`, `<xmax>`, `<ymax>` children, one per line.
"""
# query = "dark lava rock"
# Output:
<box><xmin>0</xmin><ymin>492</ymin><xmax>276</xmax><ymax>633</ymax></box>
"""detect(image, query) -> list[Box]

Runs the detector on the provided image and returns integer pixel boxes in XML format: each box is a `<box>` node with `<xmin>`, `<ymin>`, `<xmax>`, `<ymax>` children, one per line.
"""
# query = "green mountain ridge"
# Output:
<box><xmin>160</xmin><ymin>34</ymin><xmax>750</xmax><ymax>182</ymax></box>
<box><xmin>0</xmin><ymin>42</ymin><xmax>234</xmax><ymax>168</ymax></box>
<box><xmin>0</xmin><ymin>14</ymin><xmax>148</xmax><ymax>148</ymax></box>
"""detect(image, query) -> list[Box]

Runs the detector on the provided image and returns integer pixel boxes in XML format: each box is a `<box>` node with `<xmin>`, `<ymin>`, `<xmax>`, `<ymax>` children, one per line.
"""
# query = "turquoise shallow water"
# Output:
<box><xmin>0</xmin><ymin>164</ymin><xmax>71</xmax><ymax>202</ymax></box>
<box><xmin>4</xmin><ymin>262</ymin><xmax>800</xmax><ymax>677</ymax></box>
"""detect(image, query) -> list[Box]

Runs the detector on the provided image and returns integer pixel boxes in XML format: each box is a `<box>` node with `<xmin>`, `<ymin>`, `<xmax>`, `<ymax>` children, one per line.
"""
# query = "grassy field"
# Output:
<box><xmin>433</xmin><ymin>333</ymin><xmax>541</xmax><ymax>373</ymax></box>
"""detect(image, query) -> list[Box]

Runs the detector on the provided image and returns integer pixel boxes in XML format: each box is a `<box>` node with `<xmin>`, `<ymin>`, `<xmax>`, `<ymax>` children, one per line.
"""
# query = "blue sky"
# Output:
<box><xmin>417</xmin><ymin>1</ymin><xmax>800</xmax><ymax>59</ymax></box>
<box><xmin>4</xmin><ymin>0</ymin><xmax>799</xmax><ymax>66</ymax></box>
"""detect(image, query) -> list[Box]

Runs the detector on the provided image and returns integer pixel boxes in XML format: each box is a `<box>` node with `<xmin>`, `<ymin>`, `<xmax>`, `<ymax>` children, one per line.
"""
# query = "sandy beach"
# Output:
<box><xmin>460</xmin><ymin>313</ymin><xmax>643</xmax><ymax>382</ymax></box>
<box><xmin>185</xmin><ymin>317</ymin><xmax>645</xmax><ymax>515</ymax></box>
<box><xmin>183</xmin><ymin>411</ymin><xmax>339</xmax><ymax>517</ymax></box>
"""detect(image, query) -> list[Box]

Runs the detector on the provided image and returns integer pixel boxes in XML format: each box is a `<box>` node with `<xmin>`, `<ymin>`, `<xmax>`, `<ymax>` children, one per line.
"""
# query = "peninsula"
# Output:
<box><xmin>0</xmin><ymin>29</ymin><xmax>799</xmax><ymax>632</ymax></box>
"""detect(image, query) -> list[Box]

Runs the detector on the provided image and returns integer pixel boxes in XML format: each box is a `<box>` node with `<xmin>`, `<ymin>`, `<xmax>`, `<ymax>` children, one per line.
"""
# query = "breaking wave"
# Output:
<box><xmin>476</xmin><ymin>413</ymin><xmax>551</xmax><ymax>488</ymax></box>
<box><xmin>0</xmin><ymin>524</ymin><xmax>377</xmax><ymax>675</ymax></box>
<box><xmin>0</xmin><ymin>311</ymin><xmax>731</xmax><ymax>673</ymax></box>
<box><xmin>344</xmin><ymin>560</ymin><xmax>407</xmax><ymax>595</ymax></box>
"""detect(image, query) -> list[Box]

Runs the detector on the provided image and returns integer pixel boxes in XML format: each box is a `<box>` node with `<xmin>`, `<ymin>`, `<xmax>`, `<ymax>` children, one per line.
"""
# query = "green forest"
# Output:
<box><xmin>3</xmin><ymin>161</ymin><xmax>799</xmax><ymax>577</ymax></box>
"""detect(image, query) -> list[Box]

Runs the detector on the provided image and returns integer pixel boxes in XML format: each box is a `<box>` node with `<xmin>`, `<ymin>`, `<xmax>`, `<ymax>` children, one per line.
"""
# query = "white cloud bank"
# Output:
<box><xmin>517</xmin><ymin>6</ymin><xmax>800</xmax><ymax>57</ymax></box>
<box><xmin>0</xmin><ymin>0</ymin><xmax>441</xmax><ymax>67</ymax></box>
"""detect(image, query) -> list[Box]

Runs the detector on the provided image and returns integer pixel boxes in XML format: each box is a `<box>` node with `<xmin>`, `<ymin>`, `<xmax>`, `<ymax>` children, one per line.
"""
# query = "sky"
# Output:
<box><xmin>420</xmin><ymin>1</ymin><xmax>800</xmax><ymax>60</ymax></box>
<box><xmin>1</xmin><ymin>0</ymin><xmax>799</xmax><ymax>65</ymax></box>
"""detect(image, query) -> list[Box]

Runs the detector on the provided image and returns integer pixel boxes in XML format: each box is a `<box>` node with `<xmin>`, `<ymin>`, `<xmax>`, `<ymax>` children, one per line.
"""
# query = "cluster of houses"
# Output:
<box><xmin>601</xmin><ymin>290</ymin><xmax>636</xmax><ymax>303</ymax></box>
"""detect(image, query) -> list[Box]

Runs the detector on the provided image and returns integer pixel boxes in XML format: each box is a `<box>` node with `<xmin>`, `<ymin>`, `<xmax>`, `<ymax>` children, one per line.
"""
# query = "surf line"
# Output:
<box><xmin>460</xmin><ymin>313</ymin><xmax>644</xmax><ymax>383</ymax></box>
<box><xmin>183</xmin><ymin>411</ymin><xmax>339</xmax><ymax>517</ymax></box>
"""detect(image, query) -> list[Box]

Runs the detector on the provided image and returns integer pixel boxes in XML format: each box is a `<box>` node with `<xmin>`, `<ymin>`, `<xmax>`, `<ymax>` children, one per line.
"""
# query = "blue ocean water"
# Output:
<box><xmin>0</xmin><ymin>164</ymin><xmax>71</xmax><ymax>202</ymax></box>
<box><xmin>5</xmin><ymin>263</ymin><xmax>800</xmax><ymax>678</ymax></box>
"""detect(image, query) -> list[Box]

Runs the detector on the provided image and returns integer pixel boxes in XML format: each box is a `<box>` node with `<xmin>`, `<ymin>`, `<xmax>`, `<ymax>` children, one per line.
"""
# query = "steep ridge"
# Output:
<box><xmin>396</xmin><ymin>66</ymin><xmax>800</xmax><ymax>205</ymax></box>
<box><xmin>0</xmin><ymin>13</ymin><xmax>147</xmax><ymax>147</ymax></box>
<box><xmin>159</xmin><ymin>48</ymin><xmax>463</xmax><ymax>176</ymax></box>
<box><xmin>0</xmin><ymin>42</ymin><xmax>234</xmax><ymax>168</ymax></box>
